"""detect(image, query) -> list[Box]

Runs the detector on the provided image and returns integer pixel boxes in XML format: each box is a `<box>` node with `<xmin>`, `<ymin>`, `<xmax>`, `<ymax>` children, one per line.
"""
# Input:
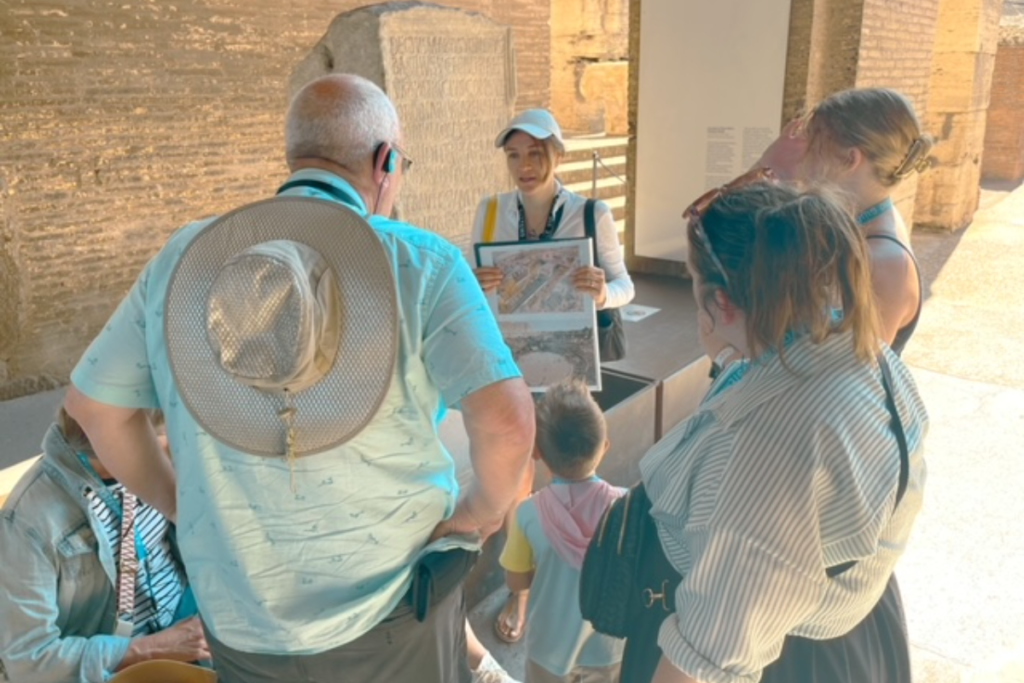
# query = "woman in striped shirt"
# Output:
<box><xmin>640</xmin><ymin>179</ymin><xmax>928</xmax><ymax>683</ymax></box>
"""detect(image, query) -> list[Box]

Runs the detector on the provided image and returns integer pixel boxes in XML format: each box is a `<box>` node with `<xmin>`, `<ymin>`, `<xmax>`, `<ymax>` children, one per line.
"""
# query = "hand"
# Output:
<box><xmin>119</xmin><ymin>616</ymin><xmax>210</xmax><ymax>668</ymax></box>
<box><xmin>572</xmin><ymin>266</ymin><xmax>607</xmax><ymax>307</ymax></box>
<box><xmin>428</xmin><ymin>495</ymin><xmax>505</xmax><ymax>544</ymax></box>
<box><xmin>757</xmin><ymin>118</ymin><xmax>809</xmax><ymax>181</ymax></box>
<box><xmin>474</xmin><ymin>267</ymin><xmax>505</xmax><ymax>293</ymax></box>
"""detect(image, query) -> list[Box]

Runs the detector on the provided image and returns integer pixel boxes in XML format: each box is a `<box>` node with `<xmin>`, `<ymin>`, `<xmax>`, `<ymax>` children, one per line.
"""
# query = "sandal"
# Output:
<box><xmin>494</xmin><ymin>590</ymin><xmax>528</xmax><ymax>643</ymax></box>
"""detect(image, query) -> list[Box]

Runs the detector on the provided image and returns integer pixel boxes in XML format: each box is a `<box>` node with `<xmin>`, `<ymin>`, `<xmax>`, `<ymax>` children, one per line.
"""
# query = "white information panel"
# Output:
<box><xmin>634</xmin><ymin>0</ymin><xmax>792</xmax><ymax>262</ymax></box>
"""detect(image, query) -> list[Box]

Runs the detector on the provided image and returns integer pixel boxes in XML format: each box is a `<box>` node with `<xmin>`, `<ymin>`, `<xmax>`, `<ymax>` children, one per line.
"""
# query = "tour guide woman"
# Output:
<box><xmin>470</xmin><ymin>108</ymin><xmax>635</xmax><ymax>645</ymax></box>
<box><xmin>633</xmin><ymin>176</ymin><xmax>928</xmax><ymax>683</ymax></box>
<box><xmin>470</xmin><ymin>108</ymin><xmax>634</xmax><ymax>318</ymax></box>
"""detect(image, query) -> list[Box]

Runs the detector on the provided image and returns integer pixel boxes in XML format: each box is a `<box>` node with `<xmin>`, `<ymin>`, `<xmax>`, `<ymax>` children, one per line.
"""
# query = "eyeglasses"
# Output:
<box><xmin>683</xmin><ymin>167</ymin><xmax>775</xmax><ymax>287</ymax></box>
<box><xmin>392</xmin><ymin>142</ymin><xmax>414</xmax><ymax>174</ymax></box>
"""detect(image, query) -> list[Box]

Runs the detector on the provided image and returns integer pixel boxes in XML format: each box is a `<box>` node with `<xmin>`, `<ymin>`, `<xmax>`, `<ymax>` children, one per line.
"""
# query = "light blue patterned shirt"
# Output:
<box><xmin>70</xmin><ymin>170</ymin><xmax>521</xmax><ymax>654</ymax></box>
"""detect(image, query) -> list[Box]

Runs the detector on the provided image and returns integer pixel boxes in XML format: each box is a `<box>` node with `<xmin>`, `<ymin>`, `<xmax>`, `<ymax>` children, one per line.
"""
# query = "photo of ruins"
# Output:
<box><xmin>502</xmin><ymin>322</ymin><xmax>599</xmax><ymax>390</ymax></box>
<box><xmin>492</xmin><ymin>243</ymin><xmax>586</xmax><ymax>315</ymax></box>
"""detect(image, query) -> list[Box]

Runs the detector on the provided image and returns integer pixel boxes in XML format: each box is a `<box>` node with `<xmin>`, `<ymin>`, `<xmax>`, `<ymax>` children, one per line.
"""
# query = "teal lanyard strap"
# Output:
<box><xmin>856</xmin><ymin>197</ymin><xmax>893</xmax><ymax>225</ymax></box>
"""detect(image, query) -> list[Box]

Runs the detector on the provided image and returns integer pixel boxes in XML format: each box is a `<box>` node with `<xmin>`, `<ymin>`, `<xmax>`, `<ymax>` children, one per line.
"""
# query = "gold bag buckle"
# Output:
<box><xmin>642</xmin><ymin>579</ymin><xmax>671</xmax><ymax>612</ymax></box>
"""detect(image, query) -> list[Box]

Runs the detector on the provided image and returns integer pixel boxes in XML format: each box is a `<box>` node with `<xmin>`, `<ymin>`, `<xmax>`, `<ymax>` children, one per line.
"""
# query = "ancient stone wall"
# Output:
<box><xmin>981</xmin><ymin>19</ymin><xmax>1024</xmax><ymax>182</ymax></box>
<box><xmin>289</xmin><ymin>4</ymin><xmax>515</xmax><ymax>249</ymax></box>
<box><xmin>914</xmin><ymin>0</ymin><xmax>1005</xmax><ymax>231</ymax></box>
<box><xmin>550</xmin><ymin>0</ymin><xmax>630</xmax><ymax>135</ymax></box>
<box><xmin>0</xmin><ymin>0</ymin><xmax>550</xmax><ymax>398</ymax></box>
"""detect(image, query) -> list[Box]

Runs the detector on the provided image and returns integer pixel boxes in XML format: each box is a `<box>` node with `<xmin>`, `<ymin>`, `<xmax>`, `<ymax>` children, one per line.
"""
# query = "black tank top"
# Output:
<box><xmin>866</xmin><ymin>234</ymin><xmax>922</xmax><ymax>356</ymax></box>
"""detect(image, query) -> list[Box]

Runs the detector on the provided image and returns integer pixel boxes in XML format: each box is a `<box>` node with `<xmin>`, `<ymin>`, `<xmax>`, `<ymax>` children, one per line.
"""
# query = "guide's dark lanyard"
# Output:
<box><xmin>517</xmin><ymin>192</ymin><xmax>565</xmax><ymax>241</ymax></box>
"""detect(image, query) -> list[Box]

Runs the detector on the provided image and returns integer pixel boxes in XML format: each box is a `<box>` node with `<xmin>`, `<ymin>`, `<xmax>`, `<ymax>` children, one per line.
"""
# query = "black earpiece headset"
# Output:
<box><xmin>375</xmin><ymin>142</ymin><xmax>398</xmax><ymax>175</ymax></box>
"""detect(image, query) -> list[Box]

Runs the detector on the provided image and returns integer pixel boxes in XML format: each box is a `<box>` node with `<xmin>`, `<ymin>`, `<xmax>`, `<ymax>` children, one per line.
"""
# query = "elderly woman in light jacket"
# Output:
<box><xmin>0</xmin><ymin>405</ymin><xmax>207</xmax><ymax>683</ymax></box>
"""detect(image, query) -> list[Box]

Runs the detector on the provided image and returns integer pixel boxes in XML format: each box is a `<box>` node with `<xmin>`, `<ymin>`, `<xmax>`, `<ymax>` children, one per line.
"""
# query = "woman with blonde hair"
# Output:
<box><xmin>759</xmin><ymin>87</ymin><xmax>932</xmax><ymax>354</ymax></box>
<box><xmin>625</xmin><ymin>176</ymin><xmax>927</xmax><ymax>683</ymax></box>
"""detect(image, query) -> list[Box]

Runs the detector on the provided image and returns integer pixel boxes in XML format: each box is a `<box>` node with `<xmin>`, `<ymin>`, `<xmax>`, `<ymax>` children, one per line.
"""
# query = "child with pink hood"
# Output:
<box><xmin>499</xmin><ymin>379</ymin><xmax>626</xmax><ymax>683</ymax></box>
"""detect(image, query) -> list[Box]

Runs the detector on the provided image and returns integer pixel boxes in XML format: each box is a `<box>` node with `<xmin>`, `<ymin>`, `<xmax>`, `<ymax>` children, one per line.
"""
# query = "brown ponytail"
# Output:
<box><xmin>688</xmin><ymin>182</ymin><xmax>880</xmax><ymax>363</ymax></box>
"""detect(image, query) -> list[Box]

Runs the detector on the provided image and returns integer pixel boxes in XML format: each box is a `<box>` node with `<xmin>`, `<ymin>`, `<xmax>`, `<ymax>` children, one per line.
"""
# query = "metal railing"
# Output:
<box><xmin>591</xmin><ymin>150</ymin><xmax>628</xmax><ymax>198</ymax></box>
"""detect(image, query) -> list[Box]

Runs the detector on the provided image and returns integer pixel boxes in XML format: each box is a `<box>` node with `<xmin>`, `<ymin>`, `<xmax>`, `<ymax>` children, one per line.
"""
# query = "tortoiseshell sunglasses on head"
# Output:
<box><xmin>683</xmin><ymin>167</ymin><xmax>775</xmax><ymax>287</ymax></box>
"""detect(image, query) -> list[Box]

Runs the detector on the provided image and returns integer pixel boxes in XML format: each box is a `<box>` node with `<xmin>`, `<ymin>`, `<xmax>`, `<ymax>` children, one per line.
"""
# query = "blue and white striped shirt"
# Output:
<box><xmin>86</xmin><ymin>484</ymin><xmax>186</xmax><ymax>636</ymax></box>
<box><xmin>641</xmin><ymin>332</ymin><xmax>928</xmax><ymax>683</ymax></box>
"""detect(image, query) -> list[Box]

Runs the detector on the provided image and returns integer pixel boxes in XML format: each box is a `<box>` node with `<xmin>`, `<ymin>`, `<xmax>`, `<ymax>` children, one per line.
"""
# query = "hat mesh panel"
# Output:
<box><xmin>166</xmin><ymin>198</ymin><xmax>398</xmax><ymax>457</ymax></box>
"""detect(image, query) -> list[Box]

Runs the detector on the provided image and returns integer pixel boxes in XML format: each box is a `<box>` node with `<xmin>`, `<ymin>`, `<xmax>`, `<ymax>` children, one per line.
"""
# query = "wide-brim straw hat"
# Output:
<box><xmin>165</xmin><ymin>196</ymin><xmax>398</xmax><ymax>458</ymax></box>
<box><xmin>108</xmin><ymin>660</ymin><xmax>217</xmax><ymax>683</ymax></box>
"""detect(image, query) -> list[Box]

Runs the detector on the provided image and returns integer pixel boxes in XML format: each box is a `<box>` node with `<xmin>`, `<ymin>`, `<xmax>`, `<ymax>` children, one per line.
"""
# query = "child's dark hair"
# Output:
<box><xmin>688</xmin><ymin>182</ymin><xmax>880</xmax><ymax>363</ymax></box>
<box><xmin>535</xmin><ymin>379</ymin><xmax>606</xmax><ymax>481</ymax></box>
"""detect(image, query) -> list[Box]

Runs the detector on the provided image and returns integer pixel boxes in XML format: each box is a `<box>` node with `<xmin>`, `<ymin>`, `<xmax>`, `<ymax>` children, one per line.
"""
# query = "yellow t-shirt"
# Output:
<box><xmin>499</xmin><ymin>510</ymin><xmax>534</xmax><ymax>573</ymax></box>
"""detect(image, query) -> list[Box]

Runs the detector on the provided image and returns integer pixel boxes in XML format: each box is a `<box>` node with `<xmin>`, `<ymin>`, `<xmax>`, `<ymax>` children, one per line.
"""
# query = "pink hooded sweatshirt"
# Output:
<box><xmin>533</xmin><ymin>478</ymin><xmax>627</xmax><ymax>570</ymax></box>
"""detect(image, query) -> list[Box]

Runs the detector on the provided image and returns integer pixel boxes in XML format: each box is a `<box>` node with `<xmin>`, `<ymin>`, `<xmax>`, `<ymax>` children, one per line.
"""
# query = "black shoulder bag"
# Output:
<box><xmin>583</xmin><ymin>199</ymin><xmax>627</xmax><ymax>362</ymax></box>
<box><xmin>579</xmin><ymin>353</ymin><xmax>911</xmax><ymax>640</ymax></box>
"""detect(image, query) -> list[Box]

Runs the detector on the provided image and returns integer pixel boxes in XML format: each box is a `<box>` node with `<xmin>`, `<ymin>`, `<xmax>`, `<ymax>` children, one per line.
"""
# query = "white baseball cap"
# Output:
<box><xmin>494</xmin><ymin>109</ymin><xmax>565</xmax><ymax>152</ymax></box>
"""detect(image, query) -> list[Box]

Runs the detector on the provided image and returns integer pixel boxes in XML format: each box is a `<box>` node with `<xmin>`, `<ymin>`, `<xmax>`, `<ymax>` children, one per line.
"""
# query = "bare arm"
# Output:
<box><xmin>64</xmin><ymin>386</ymin><xmax>177</xmax><ymax>522</ymax></box>
<box><xmin>868</xmin><ymin>242</ymin><xmax>918</xmax><ymax>347</ymax></box>
<box><xmin>505</xmin><ymin>569</ymin><xmax>534</xmax><ymax>593</ymax></box>
<box><xmin>439</xmin><ymin>378</ymin><xmax>534</xmax><ymax>541</ymax></box>
<box><xmin>651</xmin><ymin>656</ymin><xmax>703</xmax><ymax>683</ymax></box>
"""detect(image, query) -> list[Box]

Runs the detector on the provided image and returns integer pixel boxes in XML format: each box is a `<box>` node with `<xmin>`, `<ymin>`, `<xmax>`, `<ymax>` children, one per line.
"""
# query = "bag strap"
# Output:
<box><xmin>826</xmin><ymin>353</ymin><xmax>910</xmax><ymax>578</ymax></box>
<box><xmin>115</xmin><ymin>490</ymin><xmax>139</xmax><ymax>636</ymax></box>
<box><xmin>482</xmin><ymin>195</ymin><xmax>499</xmax><ymax>243</ymax></box>
<box><xmin>878</xmin><ymin>353</ymin><xmax>911</xmax><ymax>506</ymax></box>
<box><xmin>582</xmin><ymin>198</ymin><xmax>600</xmax><ymax>267</ymax></box>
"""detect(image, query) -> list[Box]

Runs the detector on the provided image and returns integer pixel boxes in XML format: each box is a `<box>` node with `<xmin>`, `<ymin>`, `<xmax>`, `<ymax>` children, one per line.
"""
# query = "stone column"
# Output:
<box><xmin>914</xmin><ymin>0</ymin><xmax>1005</xmax><ymax>231</ymax></box>
<box><xmin>782</xmin><ymin>0</ymin><xmax>866</xmax><ymax>121</ymax></box>
<box><xmin>289</xmin><ymin>2</ymin><xmax>516</xmax><ymax>250</ymax></box>
<box><xmin>550</xmin><ymin>0</ymin><xmax>630</xmax><ymax>135</ymax></box>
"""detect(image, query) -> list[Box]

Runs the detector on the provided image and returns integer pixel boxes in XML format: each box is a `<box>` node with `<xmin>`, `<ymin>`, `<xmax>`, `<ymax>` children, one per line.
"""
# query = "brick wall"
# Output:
<box><xmin>0</xmin><ymin>0</ymin><xmax>550</xmax><ymax>397</ymax></box>
<box><xmin>982</xmin><ymin>40</ymin><xmax>1024</xmax><ymax>182</ymax></box>
<box><xmin>857</xmin><ymin>0</ymin><xmax>942</xmax><ymax>226</ymax></box>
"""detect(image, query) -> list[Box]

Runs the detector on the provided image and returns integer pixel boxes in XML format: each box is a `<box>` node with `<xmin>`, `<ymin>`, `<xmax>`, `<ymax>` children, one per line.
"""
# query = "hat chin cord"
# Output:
<box><xmin>278</xmin><ymin>391</ymin><xmax>298</xmax><ymax>493</ymax></box>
